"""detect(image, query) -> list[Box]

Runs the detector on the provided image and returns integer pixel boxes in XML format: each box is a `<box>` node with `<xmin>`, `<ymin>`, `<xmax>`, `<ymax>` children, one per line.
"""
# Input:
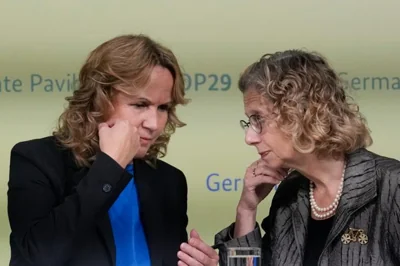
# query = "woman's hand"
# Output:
<box><xmin>177</xmin><ymin>229</ymin><xmax>219</xmax><ymax>266</ymax></box>
<box><xmin>238</xmin><ymin>159</ymin><xmax>287</xmax><ymax>212</ymax></box>
<box><xmin>234</xmin><ymin>159</ymin><xmax>287</xmax><ymax>238</ymax></box>
<box><xmin>98</xmin><ymin>119</ymin><xmax>140</xmax><ymax>168</ymax></box>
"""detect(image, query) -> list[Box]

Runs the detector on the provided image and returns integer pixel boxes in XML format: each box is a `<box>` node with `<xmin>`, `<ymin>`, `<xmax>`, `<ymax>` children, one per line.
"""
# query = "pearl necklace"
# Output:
<box><xmin>309</xmin><ymin>162</ymin><xmax>346</xmax><ymax>219</ymax></box>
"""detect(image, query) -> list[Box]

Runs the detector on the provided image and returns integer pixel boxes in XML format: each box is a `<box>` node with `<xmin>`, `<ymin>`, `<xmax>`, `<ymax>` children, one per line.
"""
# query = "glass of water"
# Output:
<box><xmin>227</xmin><ymin>247</ymin><xmax>261</xmax><ymax>266</ymax></box>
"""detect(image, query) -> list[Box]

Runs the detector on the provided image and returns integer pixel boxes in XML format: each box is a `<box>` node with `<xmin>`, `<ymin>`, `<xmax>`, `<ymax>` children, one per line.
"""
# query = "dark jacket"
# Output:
<box><xmin>7</xmin><ymin>136</ymin><xmax>188</xmax><ymax>266</ymax></box>
<box><xmin>214</xmin><ymin>148</ymin><xmax>400</xmax><ymax>265</ymax></box>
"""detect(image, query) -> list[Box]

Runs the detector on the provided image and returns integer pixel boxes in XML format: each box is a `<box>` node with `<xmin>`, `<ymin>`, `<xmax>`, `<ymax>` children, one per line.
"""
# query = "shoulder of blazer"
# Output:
<box><xmin>11</xmin><ymin>136</ymin><xmax>67</xmax><ymax>159</ymax></box>
<box><xmin>10</xmin><ymin>136</ymin><xmax>79</xmax><ymax>202</ymax></box>
<box><xmin>10</xmin><ymin>135</ymin><xmax>75</xmax><ymax>173</ymax></box>
<box><xmin>373</xmin><ymin>152</ymin><xmax>400</xmax><ymax>181</ymax></box>
<box><xmin>11</xmin><ymin>135</ymin><xmax>69</xmax><ymax>163</ymax></box>
<box><xmin>370</xmin><ymin>150</ymin><xmax>400</xmax><ymax>196</ymax></box>
<box><xmin>150</xmin><ymin>159</ymin><xmax>187</xmax><ymax>189</ymax></box>
<box><xmin>152</xmin><ymin>159</ymin><xmax>185</xmax><ymax>176</ymax></box>
<box><xmin>10</xmin><ymin>136</ymin><xmax>75</xmax><ymax>191</ymax></box>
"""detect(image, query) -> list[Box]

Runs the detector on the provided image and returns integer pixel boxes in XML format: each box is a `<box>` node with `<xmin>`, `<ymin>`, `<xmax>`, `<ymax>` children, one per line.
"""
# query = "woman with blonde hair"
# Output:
<box><xmin>8</xmin><ymin>34</ymin><xmax>189</xmax><ymax>266</ymax></box>
<box><xmin>178</xmin><ymin>50</ymin><xmax>400</xmax><ymax>266</ymax></box>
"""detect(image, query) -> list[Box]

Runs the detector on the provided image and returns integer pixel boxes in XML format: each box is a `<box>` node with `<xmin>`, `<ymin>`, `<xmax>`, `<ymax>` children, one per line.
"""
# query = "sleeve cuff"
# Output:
<box><xmin>213</xmin><ymin>222</ymin><xmax>262</xmax><ymax>266</ymax></box>
<box><xmin>214</xmin><ymin>222</ymin><xmax>262</xmax><ymax>248</ymax></box>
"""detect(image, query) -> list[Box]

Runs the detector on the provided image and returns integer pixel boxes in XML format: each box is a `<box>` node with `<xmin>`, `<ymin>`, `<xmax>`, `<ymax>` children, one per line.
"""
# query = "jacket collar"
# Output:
<box><xmin>132</xmin><ymin>159</ymin><xmax>165</xmax><ymax>266</ymax></box>
<box><xmin>324</xmin><ymin>148</ymin><xmax>377</xmax><ymax>252</ymax></box>
<box><xmin>289</xmin><ymin>148</ymin><xmax>378</xmax><ymax>260</ymax></box>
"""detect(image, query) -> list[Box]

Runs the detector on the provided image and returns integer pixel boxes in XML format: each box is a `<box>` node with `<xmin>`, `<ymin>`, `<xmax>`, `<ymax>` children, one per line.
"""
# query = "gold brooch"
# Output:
<box><xmin>341</xmin><ymin>228</ymin><xmax>368</xmax><ymax>245</ymax></box>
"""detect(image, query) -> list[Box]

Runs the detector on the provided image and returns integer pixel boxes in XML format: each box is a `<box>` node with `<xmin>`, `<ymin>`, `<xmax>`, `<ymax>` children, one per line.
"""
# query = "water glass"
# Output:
<box><xmin>227</xmin><ymin>247</ymin><xmax>261</xmax><ymax>266</ymax></box>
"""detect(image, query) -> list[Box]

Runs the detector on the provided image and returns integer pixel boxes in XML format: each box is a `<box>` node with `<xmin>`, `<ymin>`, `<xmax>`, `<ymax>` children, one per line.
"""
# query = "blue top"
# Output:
<box><xmin>108</xmin><ymin>164</ymin><xmax>151</xmax><ymax>266</ymax></box>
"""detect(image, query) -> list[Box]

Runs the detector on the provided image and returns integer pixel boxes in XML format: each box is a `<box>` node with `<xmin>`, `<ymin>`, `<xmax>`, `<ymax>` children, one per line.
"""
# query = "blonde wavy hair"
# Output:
<box><xmin>239</xmin><ymin>49</ymin><xmax>372</xmax><ymax>158</ymax></box>
<box><xmin>53</xmin><ymin>34</ymin><xmax>189</xmax><ymax>167</ymax></box>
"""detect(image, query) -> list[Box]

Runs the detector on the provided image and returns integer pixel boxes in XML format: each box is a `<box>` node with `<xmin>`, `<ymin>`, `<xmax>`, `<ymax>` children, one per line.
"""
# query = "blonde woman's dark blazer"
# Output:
<box><xmin>7</xmin><ymin>136</ymin><xmax>188</xmax><ymax>266</ymax></box>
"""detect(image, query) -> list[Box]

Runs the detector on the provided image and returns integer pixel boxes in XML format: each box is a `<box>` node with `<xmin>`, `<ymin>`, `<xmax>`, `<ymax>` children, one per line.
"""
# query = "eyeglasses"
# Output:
<box><xmin>240</xmin><ymin>115</ymin><xmax>264</xmax><ymax>134</ymax></box>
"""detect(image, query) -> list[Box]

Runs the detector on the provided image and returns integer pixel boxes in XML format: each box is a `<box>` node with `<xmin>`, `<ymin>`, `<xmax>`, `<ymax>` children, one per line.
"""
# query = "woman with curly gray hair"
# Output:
<box><xmin>178</xmin><ymin>50</ymin><xmax>400</xmax><ymax>266</ymax></box>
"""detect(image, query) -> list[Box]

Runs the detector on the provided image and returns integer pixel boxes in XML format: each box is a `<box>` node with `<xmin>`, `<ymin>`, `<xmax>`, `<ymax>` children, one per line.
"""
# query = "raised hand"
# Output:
<box><xmin>178</xmin><ymin>229</ymin><xmax>219</xmax><ymax>266</ymax></box>
<box><xmin>98</xmin><ymin>119</ymin><xmax>140</xmax><ymax>168</ymax></box>
<box><xmin>238</xmin><ymin>159</ymin><xmax>287</xmax><ymax>212</ymax></box>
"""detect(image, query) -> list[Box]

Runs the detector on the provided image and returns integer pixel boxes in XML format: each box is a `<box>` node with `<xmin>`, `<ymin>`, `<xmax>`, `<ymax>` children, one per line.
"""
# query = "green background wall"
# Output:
<box><xmin>0</xmin><ymin>0</ymin><xmax>399</xmax><ymax>264</ymax></box>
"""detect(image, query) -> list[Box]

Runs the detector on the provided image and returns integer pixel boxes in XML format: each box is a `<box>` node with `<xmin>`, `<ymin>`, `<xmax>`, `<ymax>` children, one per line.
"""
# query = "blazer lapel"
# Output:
<box><xmin>97</xmin><ymin>213</ymin><xmax>116</xmax><ymax>265</ymax></box>
<box><xmin>323</xmin><ymin>148</ymin><xmax>377</xmax><ymax>253</ymax></box>
<box><xmin>134</xmin><ymin>159</ymin><xmax>164</xmax><ymax>266</ymax></box>
<box><xmin>290</xmin><ymin>179</ymin><xmax>310</xmax><ymax>262</ymax></box>
<box><xmin>284</xmin><ymin>149</ymin><xmax>377</xmax><ymax>263</ymax></box>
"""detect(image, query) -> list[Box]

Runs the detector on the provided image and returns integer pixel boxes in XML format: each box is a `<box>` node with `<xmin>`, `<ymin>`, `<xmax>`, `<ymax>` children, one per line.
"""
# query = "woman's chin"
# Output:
<box><xmin>261</xmin><ymin>155</ymin><xmax>286</xmax><ymax>169</ymax></box>
<box><xmin>133</xmin><ymin>147</ymin><xmax>150</xmax><ymax>159</ymax></box>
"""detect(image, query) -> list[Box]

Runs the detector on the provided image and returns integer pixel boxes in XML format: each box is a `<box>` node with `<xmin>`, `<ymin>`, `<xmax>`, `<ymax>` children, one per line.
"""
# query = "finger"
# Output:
<box><xmin>187</xmin><ymin>238</ymin><xmax>219</xmax><ymax>260</ymax></box>
<box><xmin>248</xmin><ymin>166</ymin><xmax>281</xmax><ymax>181</ymax></box>
<box><xmin>247</xmin><ymin>160</ymin><xmax>260</xmax><ymax>171</ymax></box>
<box><xmin>190</xmin><ymin>229</ymin><xmax>200</xmax><ymax>239</ymax></box>
<box><xmin>255</xmin><ymin>164</ymin><xmax>287</xmax><ymax>179</ymax></box>
<box><xmin>246</xmin><ymin>175</ymin><xmax>281</xmax><ymax>187</ymax></box>
<box><xmin>259</xmin><ymin>174</ymin><xmax>281</xmax><ymax>184</ymax></box>
<box><xmin>106</xmin><ymin>118</ymin><xmax>119</xmax><ymax>128</ymax></box>
<box><xmin>263</xmin><ymin>175</ymin><xmax>282</xmax><ymax>184</ymax></box>
<box><xmin>258</xmin><ymin>166</ymin><xmax>285</xmax><ymax>180</ymax></box>
<box><xmin>180</xmin><ymin>242</ymin><xmax>217</xmax><ymax>263</ymax></box>
<box><xmin>246</xmin><ymin>165</ymin><xmax>258</xmax><ymax>177</ymax></box>
<box><xmin>178</xmin><ymin>260</ymin><xmax>188</xmax><ymax>266</ymax></box>
<box><xmin>256</xmin><ymin>161</ymin><xmax>288</xmax><ymax>178</ymax></box>
<box><xmin>189</xmin><ymin>229</ymin><xmax>220</xmax><ymax>262</ymax></box>
<box><xmin>177</xmin><ymin>249</ymin><xmax>202</xmax><ymax>266</ymax></box>
<box><xmin>98</xmin><ymin>123</ymin><xmax>109</xmax><ymax>131</ymax></box>
<box><xmin>259</xmin><ymin>164</ymin><xmax>287</xmax><ymax>178</ymax></box>
<box><xmin>256</xmin><ymin>165</ymin><xmax>280</xmax><ymax>176</ymax></box>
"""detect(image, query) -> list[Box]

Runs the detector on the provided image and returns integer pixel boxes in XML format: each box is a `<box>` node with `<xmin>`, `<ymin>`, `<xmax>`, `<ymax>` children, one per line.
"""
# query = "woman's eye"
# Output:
<box><xmin>131</xmin><ymin>103</ymin><xmax>147</xmax><ymax>108</ymax></box>
<box><xmin>158</xmin><ymin>105</ymin><xmax>170</xmax><ymax>112</ymax></box>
